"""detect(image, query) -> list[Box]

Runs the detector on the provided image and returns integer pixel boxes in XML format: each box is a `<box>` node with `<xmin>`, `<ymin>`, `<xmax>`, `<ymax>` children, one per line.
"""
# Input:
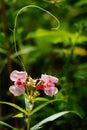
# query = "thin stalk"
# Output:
<box><xmin>27</xmin><ymin>114</ymin><xmax>31</xmax><ymax>130</ymax></box>
<box><xmin>24</xmin><ymin>89</ymin><xmax>34</xmax><ymax>130</ymax></box>
<box><xmin>25</xmin><ymin>101</ymin><xmax>31</xmax><ymax>130</ymax></box>
<box><xmin>13</xmin><ymin>4</ymin><xmax>60</xmax><ymax>71</ymax></box>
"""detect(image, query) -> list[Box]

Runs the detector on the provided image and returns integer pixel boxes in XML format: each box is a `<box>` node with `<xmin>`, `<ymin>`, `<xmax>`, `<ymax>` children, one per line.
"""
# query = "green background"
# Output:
<box><xmin>0</xmin><ymin>0</ymin><xmax>87</xmax><ymax>130</ymax></box>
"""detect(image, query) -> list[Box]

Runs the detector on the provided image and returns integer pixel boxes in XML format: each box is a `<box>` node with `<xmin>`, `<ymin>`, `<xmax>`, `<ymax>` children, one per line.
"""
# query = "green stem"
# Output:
<box><xmin>24</xmin><ymin>94</ymin><xmax>34</xmax><ymax>130</ymax></box>
<box><xmin>13</xmin><ymin>4</ymin><xmax>60</xmax><ymax>71</ymax></box>
<box><xmin>27</xmin><ymin>114</ymin><xmax>30</xmax><ymax>130</ymax></box>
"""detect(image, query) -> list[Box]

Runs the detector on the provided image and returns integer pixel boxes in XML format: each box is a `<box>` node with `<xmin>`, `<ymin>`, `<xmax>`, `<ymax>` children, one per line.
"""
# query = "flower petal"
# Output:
<box><xmin>44</xmin><ymin>87</ymin><xmax>58</xmax><ymax>96</ymax></box>
<box><xmin>10</xmin><ymin>70</ymin><xmax>27</xmax><ymax>81</ymax></box>
<box><xmin>9</xmin><ymin>85</ymin><xmax>25</xmax><ymax>96</ymax></box>
<box><xmin>36</xmin><ymin>84</ymin><xmax>44</xmax><ymax>90</ymax></box>
<box><xmin>41</xmin><ymin>74</ymin><xmax>58</xmax><ymax>83</ymax></box>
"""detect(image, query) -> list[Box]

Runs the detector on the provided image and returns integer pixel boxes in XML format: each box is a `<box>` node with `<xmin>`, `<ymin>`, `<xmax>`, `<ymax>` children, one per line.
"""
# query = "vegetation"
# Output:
<box><xmin>0</xmin><ymin>0</ymin><xmax>87</xmax><ymax>130</ymax></box>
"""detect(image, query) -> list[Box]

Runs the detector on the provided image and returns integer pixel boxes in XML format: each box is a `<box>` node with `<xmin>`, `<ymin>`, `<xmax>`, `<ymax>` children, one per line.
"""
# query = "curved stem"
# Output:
<box><xmin>13</xmin><ymin>5</ymin><xmax>60</xmax><ymax>71</ymax></box>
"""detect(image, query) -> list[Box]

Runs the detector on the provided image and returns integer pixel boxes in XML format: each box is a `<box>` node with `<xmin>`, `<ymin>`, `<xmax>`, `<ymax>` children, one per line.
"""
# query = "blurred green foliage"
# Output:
<box><xmin>0</xmin><ymin>0</ymin><xmax>87</xmax><ymax>130</ymax></box>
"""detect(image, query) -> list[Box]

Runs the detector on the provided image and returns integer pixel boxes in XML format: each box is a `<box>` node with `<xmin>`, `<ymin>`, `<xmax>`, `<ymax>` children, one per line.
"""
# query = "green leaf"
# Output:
<box><xmin>11</xmin><ymin>46</ymin><xmax>36</xmax><ymax>58</ymax></box>
<box><xmin>30</xmin><ymin>111</ymin><xmax>70</xmax><ymax>130</ymax></box>
<box><xmin>0</xmin><ymin>32</ymin><xmax>5</xmax><ymax>43</ymax></box>
<box><xmin>25</xmin><ymin>28</ymin><xmax>87</xmax><ymax>46</ymax></box>
<box><xmin>75</xmin><ymin>0</ymin><xmax>87</xmax><ymax>7</ymax></box>
<box><xmin>13</xmin><ymin>113</ymin><xmax>24</xmax><ymax>118</ymax></box>
<box><xmin>34</xmin><ymin>97</ymin><xmax>49</xmax><ymax>102</ymax></box>
<box><xmin>0</xmin><ymin>48</ymin><xmax>7</xmax><ymax>54</ymax></box>
<box><xmin>30</xmin><ymin>111</ymin><xmax>82</xmax><ymax>130</ymax></box>
<box><xmin>31</xmin><ymin>99</ymin><xmax>64</xmax><ymax>115</ymax></box>
<box><xmin>0</xmin><ymin>121</ymin><xmax>19</xmax><ymax>130</ymax></box>
<box><xmin>0</xmin><ymin>101</ymin><xmax>27</xmax><ymax>115</ymax></box>
<box><xmin>2</xmin><ymin>113</ymin><xmax>13</xmax><ymax>121</ymax></box>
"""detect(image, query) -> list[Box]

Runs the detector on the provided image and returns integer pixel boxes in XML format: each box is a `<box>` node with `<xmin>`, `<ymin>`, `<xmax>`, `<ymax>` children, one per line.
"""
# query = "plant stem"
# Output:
<box><xmin>25</xmin><ymin>95</ymin><xmax>32</xmax><ymax>130</ymax></box>
<box><xmin>27</xmin><ymin>114</ymin><xmax>30</xmax><ymax>130</ymax></box>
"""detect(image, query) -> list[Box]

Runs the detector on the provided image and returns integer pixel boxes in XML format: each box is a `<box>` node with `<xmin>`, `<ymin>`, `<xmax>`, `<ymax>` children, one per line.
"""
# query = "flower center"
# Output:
<box><xmin>15</xmin><ymin>78</ymin><xmax>26</xmax><ymax>87</ymax></box>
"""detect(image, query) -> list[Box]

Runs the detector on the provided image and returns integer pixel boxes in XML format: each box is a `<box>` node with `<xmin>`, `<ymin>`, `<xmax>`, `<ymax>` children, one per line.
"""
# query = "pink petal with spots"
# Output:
<box><xmin>41</xmin><ymin>74</ymin><xmax>58</xmax><ymax>83</ymax></box>
<box><xmin>44</xmin><ymin>82</ymin><xmax>55</xmax><ymax>88</ymax></box>
<box><xmin>9</xmin><ymin>85</ymin><xmax>25</xmax><ymax>96</ymax></box>
<box><xmin>10</xmin><ymin>70</ymin><xmax>27</xmax><ymax>81</ymax></box>
<box><xmin>44</xmin><ymin>87</ymin><xmax>58</xmax><ymax>96</ymax></box>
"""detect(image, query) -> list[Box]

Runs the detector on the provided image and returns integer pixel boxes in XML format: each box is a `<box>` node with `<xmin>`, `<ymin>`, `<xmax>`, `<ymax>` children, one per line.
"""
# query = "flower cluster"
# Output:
<box><xmin>9</xmin><ymin>70</ymin><xmax>59</xmax><ymax>97</ymax></box>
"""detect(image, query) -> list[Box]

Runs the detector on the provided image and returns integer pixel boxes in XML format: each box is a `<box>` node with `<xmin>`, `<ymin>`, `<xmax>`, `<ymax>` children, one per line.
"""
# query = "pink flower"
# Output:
<box><xmin>9</xmin><ymin>70</ymin><xmax>27</xmax><ymax>96</ymax></box>
<box><xmin>36</xmin><ymin>74</ymin><xmax>58</xmax><ymax>96</ymax></box>
<box><xmin>41</xmin><ymin>74</ymin><xmax>58</xmax><ymax>84</ymax></box>
<box><xmin>44</xmin><ymin>86</ymin><xmax>58</xmax><ymax>97</ymax></box>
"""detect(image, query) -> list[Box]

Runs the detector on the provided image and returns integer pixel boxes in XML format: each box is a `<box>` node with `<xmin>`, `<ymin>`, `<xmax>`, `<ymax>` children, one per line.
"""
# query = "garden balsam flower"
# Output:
<box><xmin>36</xmin><ymin>74</ymin><xmax>58</xmax><ymax>96</ymax></box>
<box><xmin>9</xmin><ymin>70</ymin><xmax>59</xmax><ymax>97</ymax></box>
<box><xmin>9</xmin><ymin>70</ymin><xmax>27</xmax><ymax>96</ymax></box>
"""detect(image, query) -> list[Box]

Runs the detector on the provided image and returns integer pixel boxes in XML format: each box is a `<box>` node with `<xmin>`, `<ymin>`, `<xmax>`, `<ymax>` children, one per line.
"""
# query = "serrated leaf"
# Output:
<box><xmin>13</xmin><ymin>113</ymin><xmax>24</xmax><ymax>118</ymax></box>
<box><xmin>0</xmin><ymin>101</ymin><xmax>27</xmax><ymax>115</ymax></box>
<box><xmin>30</xmin><ymin>111</ymin><xmax>69</xmax><ymax>130</ymax></box>
<box><xmin>0</xmin><ymin>121</ymin><xmax>19</xmax><ymax>130</ymax></box>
